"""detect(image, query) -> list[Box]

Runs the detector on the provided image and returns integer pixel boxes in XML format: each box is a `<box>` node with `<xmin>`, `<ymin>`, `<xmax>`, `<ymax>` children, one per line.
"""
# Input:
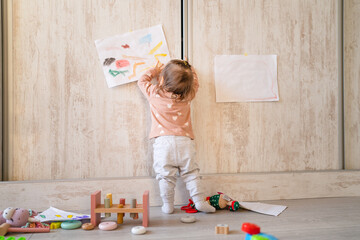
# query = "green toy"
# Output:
<box><xmin>206</xmin><ymin>192</ymin><xmax>240</xmax><ymax>211</ymax></box>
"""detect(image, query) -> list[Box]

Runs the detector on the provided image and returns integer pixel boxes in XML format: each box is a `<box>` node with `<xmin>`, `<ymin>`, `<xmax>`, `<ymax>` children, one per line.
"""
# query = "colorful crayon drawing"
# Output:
<box><xmin>34</xmin><ymin>207</ymin><xmax>90</xmax><ymax>222</ymax></box>
<box><xmin>95</xmin><ymin>25</ymin><xmax>171</xmax><ymax>88</ymax></box>
<box><xmin>139</xmin><ymin>33</ymin><xmax>152</xmax><ymax>45</ymax></box>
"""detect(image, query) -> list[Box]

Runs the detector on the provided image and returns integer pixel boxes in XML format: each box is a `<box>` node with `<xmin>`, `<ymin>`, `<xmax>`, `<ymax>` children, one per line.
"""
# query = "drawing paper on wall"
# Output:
<box><xmin>95</xmin><ymin>25</ymin><xmax>171</xmax><ymax>88</ymax></box>
<box><xmin>214</xmin><ymin>55</ymin><xmax>279</xmax><ymax>102</ymax></box>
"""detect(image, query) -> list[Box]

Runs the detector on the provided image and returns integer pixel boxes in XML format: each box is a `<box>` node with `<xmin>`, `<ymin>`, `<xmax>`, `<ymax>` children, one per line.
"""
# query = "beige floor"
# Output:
<box><xmin>4</xmin><ymin>197</ymin><xmax>360</xmax><ymax>240</ymax></box>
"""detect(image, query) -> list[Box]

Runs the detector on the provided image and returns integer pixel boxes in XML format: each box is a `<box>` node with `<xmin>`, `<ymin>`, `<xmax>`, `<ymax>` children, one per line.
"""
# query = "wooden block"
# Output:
<box><xmin>106</xmin><ymin>193</ymin><xmax>113</xmax><ymax>207</ymax></box>
<box><xmin>120</xmin><ymin>198</ymin><xmax>126</xmax><ymax>217</ymax></box>
<box><xmin>130</xmin><ymin>198</ymin><xmax>136</xmax><ymax>218</ymax></box>
<box><xmin>215</xmin><ymin>224</ymin><xmax>229</xmax><ymax>234</ymax></box>
<box><xmin>94</xmin><ymin>204</ymin><xmax>144</xmax><ymax>213</ymax></box>
<box><xmin>50</xmin><ymin>222</ymin><xmax>61</xmax><ymax>229</ymax></box>
<box><xmin>0</xmin><ymin>223</ymin><xmax>11</xmax><ymax>236</ymax></box>
<box><xmin>104</xmin><ymin>198</ymin><xmax>111</xmax><ymax>217</ymax></box>
<box><xmin>117</xmin><ymin>203</ymin><xmax>124</xmax><ymax>224</ymax></box>
<box><xmin>142</xmin><ymin>190</ymin><xmax>149</xmax><ymax>227</ymax></box>
<box><xmin>7</xmin><ymin>227</ymin><xmax>50</xmax><ymax>233</ymax></box>
<box><xmin>91</xmin><ymin>190</ymin><xmax>101</xmax><ymax>227</ymax></box>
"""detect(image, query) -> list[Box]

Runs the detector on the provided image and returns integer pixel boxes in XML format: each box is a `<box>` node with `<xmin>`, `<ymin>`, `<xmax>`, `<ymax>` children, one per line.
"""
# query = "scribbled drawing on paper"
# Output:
<box><xmin>149</xmin><ymin>41</ymin><xmax>163</xmax><ymax>54</ymax></box>
<box><xmin>154</xmin><ymin>53</ymin><xmax>167</xmax><ymax>62</ymax></box>
<box><xmin>139</xmin><ymin>53</ymin><xmax>168</xmax><ymax>73</ymax></box>
<box><xmin>109</xmin><ymin>69</ymin><xmax>129</xmax><ymax>77</ymax></box>
<box><xmin>34</xmin><ymin>207</ymin><xmax>90</xmax><ymax>222</ymax></box>
<box><xmin>122</xmin><ymin>55</ymin><xmax>147</xmax><ymax>61</ymax></box>
<box><xmin>214</xmin><ymin>55</ymin><xmax>279</xmax><ymax>102</ymax></box>
<box><xmin>103</xmin><ymin>58</ymin><xmax>115</xmax><ymax>66</ymax></box>
<box><xmin>95</xmin><ymin>25</ymin><xmax>171</xmax><ymax>88</ymax></box>
<box><xmin>139</xmin><ymin>34</ymin><xmax>152</xmax><ymax>45</ymax></box>
<box><xmin>115</xmin><ymin>59</ymin><xmax>130</xmax><ymax>68</ymax></box>
<box><xmin>128</xmin><ymin>62</ymin><xmax>145</xmax><ymax>79</ymax></box>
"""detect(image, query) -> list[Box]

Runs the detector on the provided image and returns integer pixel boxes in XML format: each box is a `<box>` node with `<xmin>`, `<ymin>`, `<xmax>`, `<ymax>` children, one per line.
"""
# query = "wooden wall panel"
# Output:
<box><xmin>7</xmin><ymin>0</ymin><xmax>181</xmax><ymax>180</ymax></box>
<box><xmin>5</xmin><ymin>0</ymin><xmax>343</xmax><ymax>180</ymax></box>
<box><xmin>191</xmin><ymin>0</ymin><xmax>340</xmax><ymax>173</ymax></box>
<box><xmin>344</xmin><ymin>0</ymin><xmax>360</xmax><ymax>169</ymax></box>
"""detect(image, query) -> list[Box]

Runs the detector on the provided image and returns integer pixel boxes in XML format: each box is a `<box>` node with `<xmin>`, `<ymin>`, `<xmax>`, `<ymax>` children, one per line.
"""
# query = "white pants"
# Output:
<box><xmin>153</xmin><ymin>136</ymin><xmax>204</xmax><ymax>204</ymax></box>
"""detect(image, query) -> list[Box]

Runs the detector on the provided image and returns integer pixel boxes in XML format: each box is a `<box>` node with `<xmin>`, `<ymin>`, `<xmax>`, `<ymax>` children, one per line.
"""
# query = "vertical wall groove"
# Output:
<box><xmin>181</xmin><ymin>0</ymin><xmax>187</xmax><ymax>60</ymax></box>
<box><xmin>0</xmin><ymin>0</ymin><xmax>3</xmax><ymax>180</ymax></box>
<box><xmin>1</xmin><ymin>0</ymin><xmax>12</xmax><ymax>181</ymax></box>
<box><xmin>339</xmin><ymin>0</ymin><xmax>344</xmax><ymax>169</ymax></box>
<box><xmin>344</xmin><ymin>0</ymin><xmax>360</xmax><ymax>169</ymax></box>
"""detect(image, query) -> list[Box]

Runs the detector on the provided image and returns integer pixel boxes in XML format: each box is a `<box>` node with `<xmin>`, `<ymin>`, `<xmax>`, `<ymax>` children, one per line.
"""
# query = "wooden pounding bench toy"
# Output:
<box><xmin>91</xmin><ymin>190</ymin><xmax>149</xmax><ymax>227</ymax></box>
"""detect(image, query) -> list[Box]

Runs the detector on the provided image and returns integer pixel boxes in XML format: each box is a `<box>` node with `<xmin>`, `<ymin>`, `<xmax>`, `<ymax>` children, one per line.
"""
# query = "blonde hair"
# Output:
<box><xmin>157</xmin><ymin>59</ymin><xmax>195</xmax><ymax>101</ymax></box>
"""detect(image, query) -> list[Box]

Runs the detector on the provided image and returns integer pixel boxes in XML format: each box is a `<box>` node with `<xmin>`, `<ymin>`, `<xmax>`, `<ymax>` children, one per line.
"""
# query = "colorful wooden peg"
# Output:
<box><xmin>106</xmin><ymin>193</ymin><xmax>113</xmax><ymax>207</ymax></box>
<box><xmin>117</xmin><ymin>203</ymin><xmax>124</xmax><ymax>224</ymax></box>
<box><xmin>130</xmin><ymin>198</ymin><xmax>138</xmax><ymax>219</ymax></box>
<box><xmin>120</xmin><ymin>198</ymin><xmax>126</xmax><ymax>217</ymax></box>
<box><xmin>104</xmin><ymin>198</ymin><xmax>111</xmax><ymax>217</ymax></box>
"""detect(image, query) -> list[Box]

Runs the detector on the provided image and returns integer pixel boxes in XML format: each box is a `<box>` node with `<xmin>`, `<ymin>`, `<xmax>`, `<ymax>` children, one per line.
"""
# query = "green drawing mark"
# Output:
<box><xmin>109</xmin><ymin>69</ymin><xmax>129</xmax><ymax>77</ymax></box>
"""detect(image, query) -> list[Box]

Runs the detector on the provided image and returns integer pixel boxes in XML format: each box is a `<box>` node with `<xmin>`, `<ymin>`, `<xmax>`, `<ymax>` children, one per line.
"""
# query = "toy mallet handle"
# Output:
<box><xmin>0</xmin><ymin>223</ymin><xmax>11</xmax><ymax>236</ymax></box>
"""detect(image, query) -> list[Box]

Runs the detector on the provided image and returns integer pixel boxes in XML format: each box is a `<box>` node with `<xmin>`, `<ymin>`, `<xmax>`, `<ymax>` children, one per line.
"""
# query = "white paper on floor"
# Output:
<box><xmin>34</xmin><ymin>206</ymin><xmax>90</xmax><ymax>222</ymax></box>
<box><xmin>239</xmin><ymin>201</ymin><xmax>287</xmax><ymax>216</ymax></box>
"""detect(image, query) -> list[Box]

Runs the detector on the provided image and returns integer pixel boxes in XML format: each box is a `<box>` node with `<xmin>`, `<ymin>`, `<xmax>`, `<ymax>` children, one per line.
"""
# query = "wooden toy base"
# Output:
<box><xmin>91</xmin><ymin>190</ymin><xmax>149</xmax><ymax>227</ymax></box>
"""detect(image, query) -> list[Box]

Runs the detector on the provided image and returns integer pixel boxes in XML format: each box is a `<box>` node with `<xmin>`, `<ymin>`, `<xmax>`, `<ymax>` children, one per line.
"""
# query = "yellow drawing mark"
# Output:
<box><xmin>139</xmin><ymin>65</ymin><xmax>155</xmax><ymax>73</ymax></box>
<box><xmin>154</xmin><ymin>53</ymin><xmax>167</xmax><ymax>62</ymax></box>
<box><xmin>128</xmin><ymin>62</ymin><xmax>145</xmax><ymax>79</ymax></box>
<box><xmin>149</xmin><ymin>41</ymin><xmax>163</xmax><ymax>55</ymax></box>
<box><xmin>122</xmin><ymin>55</ymin><xmax>147</xmax><ymax>60</ymax></box>
<box><xmin>139</xmin><ymin>54</ymin><xmax>167</xmax><ymax>73</ymax></box>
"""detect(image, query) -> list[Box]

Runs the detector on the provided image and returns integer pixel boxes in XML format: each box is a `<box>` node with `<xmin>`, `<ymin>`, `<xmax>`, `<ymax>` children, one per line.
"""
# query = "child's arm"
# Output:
<box><xmin>137</xmin><ymin>61</ymin><xmax>164</xmax><ymax>98</ymax></box>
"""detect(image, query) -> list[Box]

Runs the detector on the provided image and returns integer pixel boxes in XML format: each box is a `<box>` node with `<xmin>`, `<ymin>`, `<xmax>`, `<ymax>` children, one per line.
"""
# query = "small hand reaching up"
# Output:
<box><xmin>154</xmin><ymin>60</ymin><xmax>164</xmax><ymax>75</ymax></box>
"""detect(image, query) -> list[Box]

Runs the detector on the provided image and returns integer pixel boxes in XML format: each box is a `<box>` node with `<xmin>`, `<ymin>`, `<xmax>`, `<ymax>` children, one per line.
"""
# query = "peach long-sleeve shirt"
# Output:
<box><xmin>137</xmin><ymin>68</ymin><xmax>199</xmax><ymax>139</ymax></box>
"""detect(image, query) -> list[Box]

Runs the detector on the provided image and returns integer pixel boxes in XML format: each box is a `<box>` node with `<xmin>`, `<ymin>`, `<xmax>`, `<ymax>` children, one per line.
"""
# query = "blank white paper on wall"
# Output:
<box><xmin>214</xmin><ymin>55</ymin><xmax>279</xmax><ymax>102</ymax></box>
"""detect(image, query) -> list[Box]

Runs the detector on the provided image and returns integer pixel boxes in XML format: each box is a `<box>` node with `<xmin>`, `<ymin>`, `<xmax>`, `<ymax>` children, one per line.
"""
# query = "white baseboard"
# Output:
<box><xmin>1</xmin><ymin>170</ymin><xmax>359</xmax><ymax>212</ymax></box>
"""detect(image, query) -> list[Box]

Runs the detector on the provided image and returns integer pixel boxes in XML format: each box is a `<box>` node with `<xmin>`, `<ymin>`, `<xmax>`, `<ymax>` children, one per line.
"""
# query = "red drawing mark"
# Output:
<box><xmin>128</xmin><ymin>62</ymin><xmax>145</xmax><ymax>79</ymax></box>
<box><xmin>116</xmin><ymin>59</ymin><xmax>130</xmax><ymax>68</ymax></box>
<box><xmin>122</xmin><ymin>44</ymin><xmax>130</xmax><ymax>49</ymax></box>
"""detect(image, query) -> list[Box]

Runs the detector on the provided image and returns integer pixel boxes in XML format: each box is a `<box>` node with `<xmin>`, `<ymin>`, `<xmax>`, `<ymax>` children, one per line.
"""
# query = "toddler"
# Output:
<box><xmin>137</xmin><ymin>59</ymin><xmax>215</xmax><ymax>214</ymax></box>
